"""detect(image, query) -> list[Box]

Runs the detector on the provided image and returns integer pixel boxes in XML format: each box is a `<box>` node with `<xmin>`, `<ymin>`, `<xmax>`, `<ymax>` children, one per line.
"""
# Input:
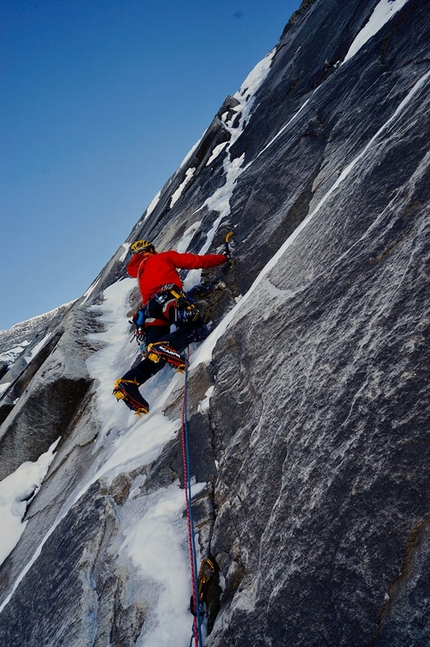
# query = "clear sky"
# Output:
<box><xmin>1</xmin><ymin>0</ymin><xmax>300</xmax><ymax>331</ymax></box>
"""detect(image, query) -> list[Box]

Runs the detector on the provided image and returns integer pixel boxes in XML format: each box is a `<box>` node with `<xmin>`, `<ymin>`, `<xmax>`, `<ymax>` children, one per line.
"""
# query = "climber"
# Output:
<box><xmin>113</xmin><ymin>239</ymin><xmax>229</xmax><ymax>415</ymax></box>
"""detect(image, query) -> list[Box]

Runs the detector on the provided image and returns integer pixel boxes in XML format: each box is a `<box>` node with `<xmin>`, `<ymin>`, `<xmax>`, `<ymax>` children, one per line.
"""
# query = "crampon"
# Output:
<box><xmin>147</xmin><ymin>342</ymin><xmax>186</xmax><ymax>371</ymax></box>
<box><xmin>113</xmin><ymin>379</ymin><xmax>149</xmax><ymax>416</ymax></box>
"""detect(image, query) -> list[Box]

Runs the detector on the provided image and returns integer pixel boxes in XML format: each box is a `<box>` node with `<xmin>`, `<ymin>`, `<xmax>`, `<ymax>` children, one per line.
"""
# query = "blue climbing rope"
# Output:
<box><xmin>182</xmin><ymin>348</ymin><xmax>204</xmax><ymax>647</ymax></box>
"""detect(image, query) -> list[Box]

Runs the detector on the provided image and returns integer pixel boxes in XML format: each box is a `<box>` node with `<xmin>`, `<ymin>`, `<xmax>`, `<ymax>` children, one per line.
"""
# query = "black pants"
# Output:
<box><xmin>122</xmin><ymin>293</ymin><xmax>208</xmax><ymax>386</ymax></box>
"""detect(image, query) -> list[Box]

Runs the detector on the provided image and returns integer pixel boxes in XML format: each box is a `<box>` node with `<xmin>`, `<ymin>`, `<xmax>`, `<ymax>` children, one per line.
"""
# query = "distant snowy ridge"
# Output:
<box><xmin>0</xmin><ymin>301</ymin><xmax>74</xmax><ymax>340</ymax></box>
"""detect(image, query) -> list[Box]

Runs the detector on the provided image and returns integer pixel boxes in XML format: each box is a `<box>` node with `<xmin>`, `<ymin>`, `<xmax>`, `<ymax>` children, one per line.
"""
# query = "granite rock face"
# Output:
<box><xmin>0</xmin><ymin>0</ymin><xmax>429</xmax><ymax>645</ymax></box>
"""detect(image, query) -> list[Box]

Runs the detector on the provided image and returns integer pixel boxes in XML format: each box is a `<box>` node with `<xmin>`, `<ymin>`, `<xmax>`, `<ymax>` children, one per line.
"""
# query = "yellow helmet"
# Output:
<box><xmin>131</xmin><ymin>239</ymin><xmax>155</xmax><ymax>254</ymax></box>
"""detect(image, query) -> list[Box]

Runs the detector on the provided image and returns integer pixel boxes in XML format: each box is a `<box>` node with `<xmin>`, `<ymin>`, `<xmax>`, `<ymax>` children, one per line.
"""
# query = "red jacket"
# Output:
<box><xmin>127</xmin><ymin>250</ymin><xmax>226</xmax><ymax>305</ymax></box>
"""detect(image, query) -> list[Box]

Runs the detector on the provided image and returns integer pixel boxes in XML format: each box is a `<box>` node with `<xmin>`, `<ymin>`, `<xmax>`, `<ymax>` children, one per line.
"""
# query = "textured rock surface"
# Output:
<box><xmin>0</xmin><ymin>0</ymin><xmax>429</xmax><ymax>645</ymax></box>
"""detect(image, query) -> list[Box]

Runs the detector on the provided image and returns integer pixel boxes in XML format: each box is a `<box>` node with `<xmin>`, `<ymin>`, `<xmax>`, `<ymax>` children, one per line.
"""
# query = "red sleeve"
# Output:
<box><xmin>126</xmin><ymin>254</ymin><xmax>143</xmax><ymax>278</ymax></box>
<box><xmin>167</xmin><ymin>250</ymin><xmax>226</xmax><ymax>270</ymax></box>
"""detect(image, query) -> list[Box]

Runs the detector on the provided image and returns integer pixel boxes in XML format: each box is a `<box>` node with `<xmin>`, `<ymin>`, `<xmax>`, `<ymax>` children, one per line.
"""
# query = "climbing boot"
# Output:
<box><xmin>113</xmin><ymin>378</ymin><xmax>149</xmax><ymax>416</ymax></box>
<box><xmin>147</xmin><ymin>342</ymin><xmax>186</xmax><ymax>371</ymax></box>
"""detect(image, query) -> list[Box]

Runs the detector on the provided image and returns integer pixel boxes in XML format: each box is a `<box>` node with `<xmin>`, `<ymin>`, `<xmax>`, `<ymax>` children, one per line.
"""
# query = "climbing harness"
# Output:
<box><xmin>181</xmin><ymin>348</ymin><xmax>204</xmax><ymax>647</ymax></box>
<box><xmin>130</xmin><ymin>287</ymin><xmax>201</xmax><ymax>354</ymax></box>
<box><xmin>154</xmin><ymin>284</ymin><xmax>201</xmax><ymax>325</ymax></box>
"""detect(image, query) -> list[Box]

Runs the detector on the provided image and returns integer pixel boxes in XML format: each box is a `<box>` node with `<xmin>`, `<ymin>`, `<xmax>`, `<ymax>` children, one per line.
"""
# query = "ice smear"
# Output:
<box><xmin>86</xmin><ymin>278</ymin><xmax>183</xmax><ymax>446</ymax></box>
<box><xmin>142</xmin><ymin>189</ymin><xmax>162</xmax><ymax>223</ymax></box>
<box><xmin>119</xmin><ymin>481</ymin><xmax>206</xmax><ymax>647</ymax></box>
<box><xmin>0</xmin><ymin>383</ymin><xmax>11</xmax><ymax>396</ymax></box>
<box><xmin>343</xmin><ymin>0</ymin><xmax>410</xmax><ymax>63</ymax></box>
<box><xmin>176</xmin><ymin>220</ymin><xmax>203</xmax><ymax>254</ymax></box>
<box><xmin>257</xmin><ymin>97</ymin><xmax>311</xmax><ymax>158</ymax></box>
<box><xmin>235</xmin><ymin>48</ymin><xmax>276</xmax><ymax>103</ymax></box>
<box><xmin>179</xmin><ymin>139</ymin><xmax>201</xmax><ymax>169</ymax></box>
<box><xmin>199</xmin><ymin>153</ymin><xmax>245</xmax><ymax>254</ymax></box>
<box><xmin>24</xmin><ymin>333</ymin><xmax>52</xmax><ymax>364</ymax></box>
<box><xmin>197</xmin><ymin>386</ymin><xmax>215</xmax><ymax>414</ymax></box>
<box><xmin>170</xmin><ymin>168</ymin><xmax>196</xmax><ymax>208</ymax></box>
<box><xmin>118</xmin><ymin>243</ymin><xmax>129</xmax><ymax>262</ymax></box>
<box><xmin>82</xmin><ymin>277</ymin><xmax>100</xmax><ymax>301</ymax></box>
<box><xmin>206</xmin><ymin>142</ymin><xmax>228</xmax><ymax>166</ymax></box>
<box><xmin>0</xmin><ymin>439</ymin><xmax>59</xmax><ymax>566</ymax></box>
<box><xmin>192</xmin><ymin>49</ymin><xmax>276</xmax><ymax>255</ymax></box>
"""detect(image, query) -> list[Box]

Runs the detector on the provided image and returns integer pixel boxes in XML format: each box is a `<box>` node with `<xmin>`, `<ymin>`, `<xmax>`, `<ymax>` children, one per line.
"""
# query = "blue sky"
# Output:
<box><xmin>1</xmin><ymin>0</ymin><xmax>300</xmax><ymax>330</ymax></box>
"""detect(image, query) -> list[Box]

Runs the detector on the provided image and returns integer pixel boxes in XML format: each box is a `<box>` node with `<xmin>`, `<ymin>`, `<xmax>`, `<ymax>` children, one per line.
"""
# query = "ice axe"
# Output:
<box><xmin>224</xmin><ymin>231</ymin><xmax>235</xmax><ymax>266</ymax></box>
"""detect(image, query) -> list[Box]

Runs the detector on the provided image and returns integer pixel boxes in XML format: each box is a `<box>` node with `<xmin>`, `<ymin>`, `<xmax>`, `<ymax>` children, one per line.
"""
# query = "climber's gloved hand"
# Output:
<box><xmin>222</xmin><ymin>250</ymin><xmax>234</xmax><ymax>273</ymax></box>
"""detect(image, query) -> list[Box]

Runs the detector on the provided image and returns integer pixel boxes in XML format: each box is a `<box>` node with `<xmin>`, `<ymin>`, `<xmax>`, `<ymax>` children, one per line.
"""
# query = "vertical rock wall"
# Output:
<box><xmin>0</xmin><ymin>0</ymin><xmax>429</xmax><ymax>645</ymax></box>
